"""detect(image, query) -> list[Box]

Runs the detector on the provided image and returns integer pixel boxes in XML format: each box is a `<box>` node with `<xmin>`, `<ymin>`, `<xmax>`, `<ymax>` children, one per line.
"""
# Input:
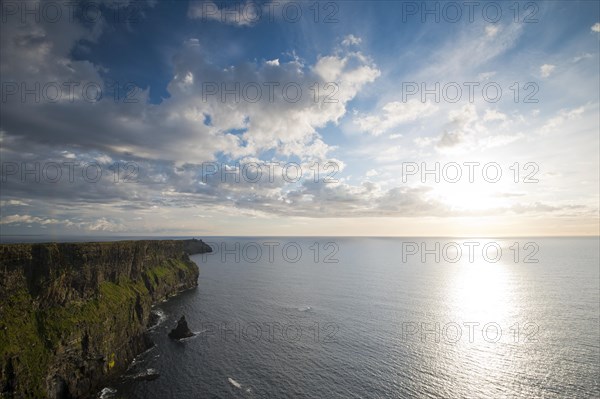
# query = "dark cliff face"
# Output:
<box><xmin>182</xmin><ymin>239</ymin><xmax>213</xmax><ymax>256</ymax></box>
<box><xmin>0</xmin><ymin>240</ymin><xmax>210</xmax><ymax>399</ymax></box>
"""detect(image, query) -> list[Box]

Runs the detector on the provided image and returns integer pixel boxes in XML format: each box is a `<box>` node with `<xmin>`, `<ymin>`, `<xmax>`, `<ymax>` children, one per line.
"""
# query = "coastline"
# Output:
<box><xmin>0</xmin><ymin>239</ymin><xmax>211</xmax><ymax>399</ymax></box>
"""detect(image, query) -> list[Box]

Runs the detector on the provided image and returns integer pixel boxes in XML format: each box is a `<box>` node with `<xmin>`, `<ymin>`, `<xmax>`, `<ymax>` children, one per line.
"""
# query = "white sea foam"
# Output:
<box><xmin>228</xmin><ymin>377</ymin><xmax>242</xmax><ymax>389</ymax></box>
<box><xmin>179</xmin><ymin>331</ymin><xmax>202</xmax><ymax>342</ymax></box>
<box><xmin>127</xmin><ymin>345</ymin><xmax>156</xmax><ymax>371</ymax></box>
<box><xmin>130</xmin><ymin>368</ymin><xmax>160</xmax><ymax>381</ymax></box>
<box><xmin>149</xmin><ymin>309</ymin><xmax>167</xmax><ymax>329</ymax></box>
<box><xmin>98</xmin><ymin>387</ymin><xmax>116</xmax><ymax>399</ymax></box>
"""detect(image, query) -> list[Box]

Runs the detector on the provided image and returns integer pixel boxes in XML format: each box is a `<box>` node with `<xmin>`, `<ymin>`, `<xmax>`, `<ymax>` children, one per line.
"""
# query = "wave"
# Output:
<box><xmin>127</xmin><ymin>345</ymin><xmax>157</xmax><ymax>372</ymax></box>
<box><xmin>228</xmin><ymin>377</ymin><xmax>242</xmax><ymax>389</ymax></box>
<box><xmin>130</xmin><ymin>368</ymin><xmax>160</xmax><ymax>381</ymax></box>
<box><xmin>148</xmin><ymin>309</ymin><xmax>167</xmax><ymax>330</ymax></box>
<box><xmin>98</xmin><ymin>387</ymin><xmax>116</xmax><ymax>399</ymax></box>
<box><xmin>178</xmin><ymin>329</ymin><xmax>206</xmax><ymax>342</ymax></box>
<box><xmin>297</xmin><ymin>306</ymin><xmax>312</xmax><ymax>312</ymax></box>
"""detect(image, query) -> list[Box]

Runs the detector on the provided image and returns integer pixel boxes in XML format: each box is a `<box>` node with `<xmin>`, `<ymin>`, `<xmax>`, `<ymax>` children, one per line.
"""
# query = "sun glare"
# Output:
<box><xmin>433</xmin><ymin>183</ymin><xmax>510</xmax><ymax>213</ymax></box>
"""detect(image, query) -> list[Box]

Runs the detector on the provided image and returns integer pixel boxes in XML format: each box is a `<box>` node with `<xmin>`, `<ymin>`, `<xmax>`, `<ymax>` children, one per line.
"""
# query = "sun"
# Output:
<box><xmin>432</xmin><ymin>182</ymin><xmax>511</xmax><ymax>212</ymax></box>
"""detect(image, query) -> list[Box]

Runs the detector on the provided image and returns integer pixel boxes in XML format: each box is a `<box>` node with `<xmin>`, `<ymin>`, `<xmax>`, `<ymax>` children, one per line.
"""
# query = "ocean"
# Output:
<box><xmin>91</xmin><ymin>237</ymin><xmax>599</xmax><ymax>398</ymax></box>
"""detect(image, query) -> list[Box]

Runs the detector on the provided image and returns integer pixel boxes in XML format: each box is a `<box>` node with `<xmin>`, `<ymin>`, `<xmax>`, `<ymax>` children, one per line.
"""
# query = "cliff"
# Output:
<box><xmin>182</xmin><ymin>238</ymin><xmax>212</xmax><ymax>255</ymax></box>
<box><xmin>0</xmin><ymin>239</ymin><xmax>211</xmax><ymax>398</ymax></box>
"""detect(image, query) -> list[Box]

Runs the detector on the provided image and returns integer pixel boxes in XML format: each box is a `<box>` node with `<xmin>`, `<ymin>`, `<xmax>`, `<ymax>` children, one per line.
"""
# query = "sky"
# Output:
<box><xmin>0</xmin><ymin>0</ymin><xmax>599</xmax><ymax>237</ymax></box>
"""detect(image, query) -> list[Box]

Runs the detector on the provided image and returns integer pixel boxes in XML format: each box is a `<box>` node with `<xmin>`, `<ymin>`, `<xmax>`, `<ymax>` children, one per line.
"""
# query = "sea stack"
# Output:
<box><xmin>168</xmin><ymin>316</ymin><xmax>195</xmax><ymax>340</ymax></box>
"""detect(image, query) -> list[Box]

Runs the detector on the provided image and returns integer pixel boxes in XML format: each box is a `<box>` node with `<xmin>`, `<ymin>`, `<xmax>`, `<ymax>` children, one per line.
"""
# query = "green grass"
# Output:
<box><xmin>0</xmin><ymin>255</ymin><xmax>197</xmax><ymax>398</ymax></box>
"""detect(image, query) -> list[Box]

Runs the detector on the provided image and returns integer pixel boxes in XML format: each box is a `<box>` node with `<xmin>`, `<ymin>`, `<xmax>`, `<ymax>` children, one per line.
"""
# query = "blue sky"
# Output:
<box><xmin>1</xmin><ymin>0</ymin><xmax>599</xmax><ymax>237</ymax></box>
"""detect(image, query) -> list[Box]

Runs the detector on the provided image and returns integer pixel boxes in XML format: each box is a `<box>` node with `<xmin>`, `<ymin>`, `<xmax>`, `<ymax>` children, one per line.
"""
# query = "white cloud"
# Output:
<box><xmin>418</xmin><ymin>24</ymin><xmax>523</xmax><ymax>78</ymax></box>
<box><xmin>483</xmin><ymin>109</ymin><xmax>507</xmax><ymax>122</ymax></box>
<box><xmin>95</xmin><ymin>154</ymin><xmax>113</xmax><ymax>164</ymax></box>
<box><xmin>176</xmin><ymin>71</ymin><xmax>195</xmax><ymax>89</ymax></box>
<box><xmin>313</xmin><ymin>55</ymin><xmax>348</xmax><ymax>81</ymax></box>
<box><xmin>187</xmin><ymin>38</ymin><xmax>200</xmax><ymax>47</ymax></box>
<box><xmin>0</xmin><ymin>215</ymin><xmax>61</xmax><ymax>225</ymax></box>
<box><xmin>410</xmin><ymin>104</ymin><xmax>521</xmax><ymax>152</ymax></box>
<box><xmin>485</xmin><ymin>25</ymin><xmax>500</xmax><ymax>37</ymax></box>
<box><xmin>0</xmin><ymin>200</ymin><xmax>30</xmax><ymax>207</ymax></box>
<box><xmin>592</xmin><ymin>22</ymin><xmax>600</xmax><ymax>33</ymax></box>
<box><xmin>541</xmin><ymin>106</ymin><xmax>586</xmax><ymax>133</ymax></box>
<box><xmin>572</xmin><ymin>53</ymin><xmax>593</xmax><ymax>63</ymax></box>
<box><xmin>188</xmin><ymin>1</ymin><xmax>261</xmax><ymax>27</ymax></box>
<box><xmin>354</xmin><ymin>100</ymin><xmax>437</xmax><ymax>136</ymax></box>
<box><xmin>477</xmin><ymin>71</ymin><xmax>497</xmax><ymax>80</ymax></box>
<box><xmin>1</xmin><ymin>2</ymin><xmax>597</xmax><ymax>234</ymax></box>
<box><xmin>1</xmin><ymin>20</ymin><xmax>380</xmax><ymax>163</ymax></box>
<box><xmin>84</xmin><ymin>217</ymin><xmax>126</xmax><ymax>232</ymax></box>
<box><xmin>436</xmin><ymin>104</ymin><xmax>478</xmax><ymax>148</ymax></box>
<box><xmin>540</xmin><ymin>64</ymin><xmax>556</xmax><ymax>78</ymax></box>
<box><xmin>342</xmin><ymin>34</ymin><xmax>362</xmax><ymax>46</ymax></box>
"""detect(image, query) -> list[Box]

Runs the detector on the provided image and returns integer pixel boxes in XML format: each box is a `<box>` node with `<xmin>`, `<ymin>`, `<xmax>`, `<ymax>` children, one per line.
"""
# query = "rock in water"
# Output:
<box><xmin>168</xmin><ymin>316</ymin><xmax>194</xmax><ymax>340</ymax></box>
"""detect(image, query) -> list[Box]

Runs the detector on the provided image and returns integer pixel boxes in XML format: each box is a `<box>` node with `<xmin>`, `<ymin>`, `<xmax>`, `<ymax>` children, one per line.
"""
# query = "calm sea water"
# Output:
<box><xmin>87</xmin><ymin>237</ymin><xmax>597</xmax><ymax>398</ymax></box>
